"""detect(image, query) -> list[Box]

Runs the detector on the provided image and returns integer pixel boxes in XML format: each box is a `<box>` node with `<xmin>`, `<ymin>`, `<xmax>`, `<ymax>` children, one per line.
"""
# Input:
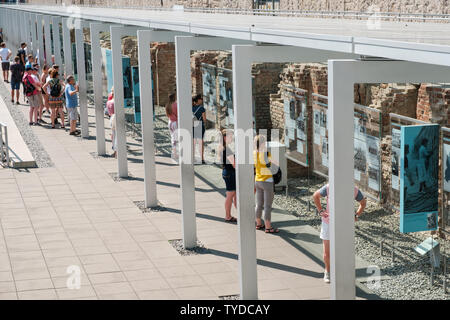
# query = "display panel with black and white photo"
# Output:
<box><xmin>312</xmin><ymin>94</ymin><xmax>328</xmax><ymax>176</ymax></box>
<box><xmin>201</xmin><ymin>63</ymin><xmax>217</xmax><ymax>124</ymax></box>
<box><xmin>442</xmin><ymin>134</ymin><xmax>450</xmax><ymax>234</ymax></box>
<box><xmin>218</xmin><ymin>69</ymin><xmax>234</xmax><ymax>129</ymax></box>
<box><xmin>283</xmin><ymin>88</ymin><xmax>308</xmax><ymax>166</ymax></box>
<box><xmin>400</xmin><ymin>124</ymin><xmax>439</xmax><ymax>233</ymax></box>
<box><xmin>353</xmin><ymin>105</ymin><xmax>382</xmax><ymax>201</ymax></box>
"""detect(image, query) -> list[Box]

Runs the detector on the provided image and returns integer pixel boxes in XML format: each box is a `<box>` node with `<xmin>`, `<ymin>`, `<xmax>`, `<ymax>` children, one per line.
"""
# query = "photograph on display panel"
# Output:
<box><xmin>353</xmin><ymin>105</ymin><xmax>382</xmax><ymax>200</ymax></box>
<box><xmin>443</xmin><ymin>136</ymin><xmax>450</xmax><ymax>234</ymax></box>
<box><xmin>443</xmin><ymin>138</ymin><xmax>450</xmax><ymax>193</ymax></box>
<box><xmin>218</xmin><ymin>71</ymin><xmax>234</xmax><ymax>129</ymax></box>
<box><xmin>400</xmin><ymin>124</ymin><xmax>439</xmax><ymax>233</ymax></box>
<box><xmin>283</xmin><ymin>88</ymin><xmax>308</xmax><ymax>166</ymax></box>
<box><xmin>122</xmin><ymin>57</ymin><xmax>133</xmax><ymax>108</ymax></box>
<box><xmin>312</xmin><ymin>95</ymin><xmax>328</xmax><ymax>176</ymax></box>
<box><xmin>201</xmin><ymin>64</ymin><xmax>217</xmax><ymax>124</ymax></box>
<box><xmin>131</xmin><ymin>66</ymin><xmax>141</xmax><ymax>124</ymax></box>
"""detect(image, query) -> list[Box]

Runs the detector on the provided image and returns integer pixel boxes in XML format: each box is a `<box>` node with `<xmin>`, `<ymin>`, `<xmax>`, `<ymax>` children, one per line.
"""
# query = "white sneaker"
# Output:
<box><xmin>323</xmin><ymin>272</ymin><xmax>330</xmax><ymax>283</ymax></box>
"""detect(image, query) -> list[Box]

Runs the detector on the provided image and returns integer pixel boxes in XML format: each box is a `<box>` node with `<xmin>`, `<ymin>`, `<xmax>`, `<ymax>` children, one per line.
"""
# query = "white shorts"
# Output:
<box><xmin>320</xmin><ymin>222</ymin><xmax>329</xmax><ymax>240</ymax></box>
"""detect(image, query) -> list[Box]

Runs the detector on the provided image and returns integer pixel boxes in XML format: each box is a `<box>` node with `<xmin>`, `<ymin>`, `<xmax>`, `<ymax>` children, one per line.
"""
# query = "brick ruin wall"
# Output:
<box><xmin>269</xmin><ymin>63</ymin><xmax>450</xmax><ymax>210</ymax></box>
<box><xmin>34</xmin><ymin>0</ymin><xmax>450</xmax><ymax>15</ymax></box>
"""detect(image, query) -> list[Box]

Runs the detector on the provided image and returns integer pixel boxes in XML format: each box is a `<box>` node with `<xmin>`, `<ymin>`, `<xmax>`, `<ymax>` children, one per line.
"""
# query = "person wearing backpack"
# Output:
<box><xmin>192</xmin><ymin>94</ymin><xmax>206</xmax><ymax>164</ymax></box>
<box><xmin>39</xmin><ymin>65</ymin><xmax>50</xmax><ymax>123</ymax></box>
<box><xmin>22</xmin><ymin>65</ymin><xmax>41</xmax><ymax>125</ymax></box>
<box><xmin>17</xmin><ymin>43</ymin><xmax>27</xmax><ymax>66</ymax></box>
<box><xmin>312</xmin><ymin>184</ymin><xmax>366</xmax><ymax>283</ymax></box>
<box><xmin>254</xmin><ymin>134</ymin><xmax>279</xmax><ymax>234</ymax></box>
<box><xmin>43</xmin><ymin>69</ymin><xmax>65</xmax><ymax>129</ymax></box>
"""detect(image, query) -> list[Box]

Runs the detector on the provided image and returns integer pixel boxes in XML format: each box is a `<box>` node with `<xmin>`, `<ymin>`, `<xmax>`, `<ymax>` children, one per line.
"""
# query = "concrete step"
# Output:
<box><xmin>0</xmin><ymin>97</ymin><xmax>36</xmax><ymax>168</ymax></box>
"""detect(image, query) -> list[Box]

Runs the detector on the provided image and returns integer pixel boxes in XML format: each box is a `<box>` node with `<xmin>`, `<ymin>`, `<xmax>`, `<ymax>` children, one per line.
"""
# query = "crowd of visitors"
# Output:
<box><xmin>1</xmin><ymin>40</ymin><xmax>81</xmax><ymax>136</ymax></box>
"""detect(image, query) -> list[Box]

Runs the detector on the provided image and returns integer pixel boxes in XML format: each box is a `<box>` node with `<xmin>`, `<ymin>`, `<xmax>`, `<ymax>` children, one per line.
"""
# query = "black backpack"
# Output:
<box><xmin>23</xmin><ymin>75</ymin><xmax>35</xmax><ymax>96</ymax></box>
<box><xmin>50</xmin><ymin>80</ymin><xmax>61</xmax><ymax>97</ymax></box>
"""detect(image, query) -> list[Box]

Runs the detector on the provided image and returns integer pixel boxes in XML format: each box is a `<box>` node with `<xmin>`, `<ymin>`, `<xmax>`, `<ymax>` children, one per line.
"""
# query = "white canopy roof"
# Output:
<box><xmin>5</xmin><ymin>4</ymin><xmax>450</xmax><ymax>66</ymax></box>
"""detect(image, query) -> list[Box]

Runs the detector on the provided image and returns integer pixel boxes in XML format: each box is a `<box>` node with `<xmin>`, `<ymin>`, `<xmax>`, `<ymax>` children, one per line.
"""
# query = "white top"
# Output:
<box><xmin>0</xmin><ymin>47</ymin><xmax>11</xmax><ymax>61</ymax></box>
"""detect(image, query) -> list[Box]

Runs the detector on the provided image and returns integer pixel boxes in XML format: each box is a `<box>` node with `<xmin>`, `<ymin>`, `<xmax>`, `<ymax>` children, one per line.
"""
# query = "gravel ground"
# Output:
<box><xmin>134</xmin><ymin>104</ymin><xmax>450</xmax><ymax>300</ymax></box>
<box><xmin>168</xmin><ymin>239</ymin><xmax>209</xmax><ymax>256</ymax></box>
<box><xmin>0</xmin><ymin>80</ymin><xmax>54</xmax><ymax>168</ymax></box>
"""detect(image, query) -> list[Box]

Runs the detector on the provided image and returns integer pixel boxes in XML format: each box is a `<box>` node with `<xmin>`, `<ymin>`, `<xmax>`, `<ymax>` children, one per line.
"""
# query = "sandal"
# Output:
<box><xmin>225</xmin><ymin>217</ymin><xmax>237</xmax><ymax>223</ymax></box>
<box><xmin>256</xmin><ymin>224</ymin><xmax>265</xmax><ymax>230</ymax></box>
<box><xmin>265</xmin><ymin>227</ymin><xmax>279</xmax><ymax>234</ymax></box>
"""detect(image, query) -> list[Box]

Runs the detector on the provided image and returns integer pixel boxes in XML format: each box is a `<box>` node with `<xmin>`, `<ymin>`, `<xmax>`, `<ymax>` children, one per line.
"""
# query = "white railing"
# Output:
<box><xmin>5</xmin><ymin>3</ymin><xmax>450</xmax><ymax>23</ymax></box>
<box><xmin>0</xmin><ymin>122</ymin><xmax>10</xmax><ymax>167</ymax></box>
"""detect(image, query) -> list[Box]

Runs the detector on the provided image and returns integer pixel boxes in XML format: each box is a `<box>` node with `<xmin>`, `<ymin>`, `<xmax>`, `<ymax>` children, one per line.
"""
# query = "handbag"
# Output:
<box><xmin>263</xmin><ymin>152</ymin><xmax>282</xmax><ymax>185</ymax></box>
<box><xmin>192</xmin><ymin>105</ymin><xmax>202</xmax><ymax>128</ymax></box>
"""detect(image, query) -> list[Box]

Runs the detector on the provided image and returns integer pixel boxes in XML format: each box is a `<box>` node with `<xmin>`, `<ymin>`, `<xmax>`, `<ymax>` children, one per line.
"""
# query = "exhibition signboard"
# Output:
<box><xmin>312</xmin><ymin>93</ymin><xmax>329</xmax><ymax>177</ymax></box>
<box><xmin>131</xmin><ymin>66</ymin><xmax>141</xmax><ymax>124</ymax></box>
<box><xmin>442</xmin><ymin>128</ymin><xmax>450</xmax><ymax>234</ymax></box>
<box><xmin>400</xmin><ymin>124</ymin><xmax>439</xmax><ymax>233</ymax></box>
<box><xmin>104</xmin><ymin>48</ymin><xmax>133</xmax><ymax>108</ymax></box>
<box><xmin>283</xmin><ymin>86</ymin><xmax>308</xmax><ymax>167</ymax></box>
<box><xmin>201</xmin><ymin>63</ymin><xmax>217</xmax><ymax>124</ymax></box>
<box><xmin>353</xmin><ymin>104</ymin><xmax>382</xmax><ymax>201</ymax></box>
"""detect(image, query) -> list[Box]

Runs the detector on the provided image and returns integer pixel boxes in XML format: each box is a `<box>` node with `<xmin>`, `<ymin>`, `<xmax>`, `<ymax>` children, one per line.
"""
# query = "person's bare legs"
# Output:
<box><xmin>50</xmin><ymin>107</ymin><xmax>56</xmax><ymax>127</ymax></box>
<box><xmin>323</xmin><ymin>240</ymin><xmax>330</xmax><ymax>273</ymax></box>
<box><xmin>224</xmin><ymin>191</ymin><xmax>235</xmax><ymax>220</ymax></box>
<box><xmin>15</xmin><ymin>89</ymin><xmax>20</xmax><ymax>103</ymax></box>
<box><xmin>70</xmin><ymin>119</ymin><xmax>76</xmax><ymax>133</ymax></box>
<box><xmin>29</xmin><ymin>106</ymin><xmax>34</xmax><ymax>123</ymax></box>
<box><xmin>200</xmin><ymin>139</ymin><xmax>204</xmax><ymax>161</ymax></box>
<box><xmin>33</xmin><ymin>106</ymin><xmax>38</xmax><ymax>124</ymax></box>
<box><xmin>58</xmin><ymin>107</ymin><xmax>65</xmax><ymax>128</ymax></box>
<box><xmin>10</xmin><ymin>88</ymin><xmax>14</xmax><ymax>102</ymax></box>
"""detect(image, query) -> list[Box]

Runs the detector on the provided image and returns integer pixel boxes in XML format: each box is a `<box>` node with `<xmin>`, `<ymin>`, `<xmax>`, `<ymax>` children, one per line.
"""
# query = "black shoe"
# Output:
<box><xmin>11</xmin><ymin>100</ymin><xmax>14</xmax><ymax>103</ymax></box>
<box><xmin>29</xmin><ymin>122</ymin><xmax>33</xmax><ymax>126</ymax></box>
<box><xmin>15</xmin><ymin>101</ymin><xmax>20</xmax><ymax>105</ymax></box>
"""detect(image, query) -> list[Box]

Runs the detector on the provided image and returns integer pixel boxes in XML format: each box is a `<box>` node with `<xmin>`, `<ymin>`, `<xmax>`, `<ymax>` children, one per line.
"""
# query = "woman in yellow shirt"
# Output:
<box><xmin>254</xmin><ymin>135</ymin><xmax>279</xmax><ymax>234</ymax></box>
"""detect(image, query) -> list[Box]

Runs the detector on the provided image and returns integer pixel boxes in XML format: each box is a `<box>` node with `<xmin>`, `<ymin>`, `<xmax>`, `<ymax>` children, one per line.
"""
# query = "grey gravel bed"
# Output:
<box><xmin>0</xmin><ymin>81</ymin><xmax>54</xmax><ymax>168</ymax></box>
<box><xmin>168</xmin><ymin>239</ymin><xmax>209</xmax><ymax>256</ymax></box>
<box><xmin>147</xmin><ymin>103</ymin><xmax>450</xmax><ymax>300</ymax></box>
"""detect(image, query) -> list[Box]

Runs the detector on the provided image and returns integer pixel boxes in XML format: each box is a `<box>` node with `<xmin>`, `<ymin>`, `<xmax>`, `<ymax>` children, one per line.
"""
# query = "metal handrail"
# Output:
<box><xmin>6</xmin><ymin>3</ymin><xmax>450</xmax><ymax>23</ymax></box>
<box><xmin>0</xmin><ymin>122</ymin><xmax>10</xmax><ymax>167</ymax></box>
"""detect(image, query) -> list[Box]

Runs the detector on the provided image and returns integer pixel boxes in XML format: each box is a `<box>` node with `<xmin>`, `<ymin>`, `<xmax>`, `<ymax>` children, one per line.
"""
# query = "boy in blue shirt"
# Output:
<box><xmin>64</xmin><ymin>75</ymin><xmax>80</xmax><ymax>136</ymax></box>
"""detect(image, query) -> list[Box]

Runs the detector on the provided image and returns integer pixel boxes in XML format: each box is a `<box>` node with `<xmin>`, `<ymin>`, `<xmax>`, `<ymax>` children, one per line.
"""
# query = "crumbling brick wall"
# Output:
<box><xmin>252</xmin><ymin>63</ymin><xmax>285</xmax><ymax>131</ymax></box>
<box><xmin>151</xmin><ymin>42</ymin><xmax>176</xmax><ymax>107</ymax></box>
<box><xmin>416</xmin><ymin>84</ymin><xmax>450</xmax><ymax>126</ymax></box>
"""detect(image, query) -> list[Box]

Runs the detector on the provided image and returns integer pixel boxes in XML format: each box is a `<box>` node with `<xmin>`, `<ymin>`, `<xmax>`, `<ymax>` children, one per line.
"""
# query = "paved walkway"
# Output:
<box><xmin>0</xmin><ymin>88</ymin><xmax>331</xmax><ymax>300</ymax></box>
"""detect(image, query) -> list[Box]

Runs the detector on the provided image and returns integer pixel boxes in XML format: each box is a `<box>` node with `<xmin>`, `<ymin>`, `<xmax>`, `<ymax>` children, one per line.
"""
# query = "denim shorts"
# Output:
<box><xmin>222</xmin><ymin>170</ymin><xmax>236</xmax><ymax>192</ymax></box>
<box><xmin>11</xmin><ymin>81</ymin><xmax>20</xmax><ymax>90</ymax></box>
